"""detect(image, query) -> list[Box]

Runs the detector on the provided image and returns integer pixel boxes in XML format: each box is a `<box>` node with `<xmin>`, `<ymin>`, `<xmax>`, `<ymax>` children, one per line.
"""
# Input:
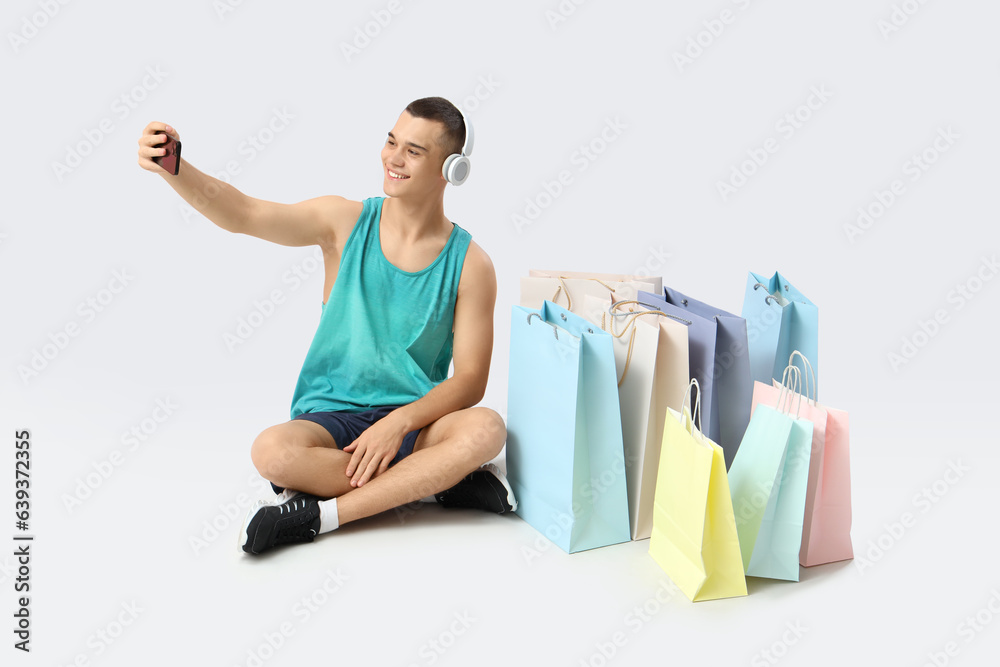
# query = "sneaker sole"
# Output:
<box><xmin>484</xmin><ymin>463</ymin><xmax>517</xmax><ymax>513</ymax></box>
<box><xmin>238</xmin><ymin>501</ymin><xmax>266</xmax><ymax>555</ymax></box>
<box><xmin>238</xmin><ymin>491</ymin><xmax>304</xmax><ymax>554</ymax></box>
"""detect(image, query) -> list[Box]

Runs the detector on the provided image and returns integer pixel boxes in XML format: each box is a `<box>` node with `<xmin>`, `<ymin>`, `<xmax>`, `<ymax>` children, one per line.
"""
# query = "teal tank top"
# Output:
<box><xmin>289</xmin><ymin>197</ymin><xmax>472</xmax><ymax>417</ymax></box>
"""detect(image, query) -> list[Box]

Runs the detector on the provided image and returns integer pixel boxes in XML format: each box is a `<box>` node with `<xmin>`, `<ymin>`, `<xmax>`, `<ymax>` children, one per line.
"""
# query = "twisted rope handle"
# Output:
<box><xmin>526</xmin><ymin>311</ymin><xmax>559</xmax><ymax>339</ymax></box>
<box><xmin>598</xmin><ymin>299</ymin><xmax>687</xmax><ymax>387</ymax></box>
<box><xmin>752</xmin><ymin>281</ymin><xmax>778</xmax><ymax>305</ymax></box>
<box><xmin>550</xmin><ymin>276</ymin><xmax>619</xmax><ymax>313</ymax></box>
<box><xmin>607</xmin><ymin>299</ymin><xmax>692</xmax><ymax>335</ymax></box>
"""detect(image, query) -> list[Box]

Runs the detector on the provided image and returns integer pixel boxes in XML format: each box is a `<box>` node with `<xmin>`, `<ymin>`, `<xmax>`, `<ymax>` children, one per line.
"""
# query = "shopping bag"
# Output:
<box><xmin>579</xmin><ymin>295</ymin><xmax>691</xmax><ymax>540</ymax></box>
<box><xmin>659</xmin><ymin>286</ymin><xmax>753</xmax><ymax>464</ymax></box>
<box><xmin>637</xmin><ymin>289</ymin><xmax>750</xmax><ymax>469</ymax></box>
<box><xmin>529</xmin><ymin>269</ymin><xmax>662</xmax><ymax>296</ymax></box>
<box><xmin>506</xmin><ymin>300</ymin><xmax>631</xmax><ymax>553</ymax></box>
<box><xmin>728</xmin><ymin>367</ymin><xmax>813</xmax><ymax>581</ymax></box>
<box><xmin>741</xmin><ymin>271</ymin><xmax>819</xmax><ymax>394</ymax></box>
<box><xmin>752</xmin><ymin>352</ymin><xmax>853</xmax><ymax>566</ymax></box>
<box><xmin>649</xmin><ymin>379</ymin><xmax>747</xmax><ymax>602</ymax></box>
<box><xmin>521</xmin><ymin>273</ymin><xmax>657</xmax><ymax>314</ymax></box>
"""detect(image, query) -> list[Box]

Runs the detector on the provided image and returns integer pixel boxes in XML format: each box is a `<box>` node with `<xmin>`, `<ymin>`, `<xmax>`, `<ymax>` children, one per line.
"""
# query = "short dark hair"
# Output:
<box><xmin>403</xmin><ymin>97</ymin><xmax>465</xmax><ymax>157</ymax></box>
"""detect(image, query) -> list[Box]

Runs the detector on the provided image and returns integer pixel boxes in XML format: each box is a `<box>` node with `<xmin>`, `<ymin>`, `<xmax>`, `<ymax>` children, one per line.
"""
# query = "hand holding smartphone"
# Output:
<box><xmin>153</xmin><ymin>131</ymin><xmax>182</xmax><ymax>175</ymax></box>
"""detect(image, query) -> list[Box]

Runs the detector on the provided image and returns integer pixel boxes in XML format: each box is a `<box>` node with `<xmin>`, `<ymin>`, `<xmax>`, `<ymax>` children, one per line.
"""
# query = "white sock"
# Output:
<box><xmin>318</xmin><ymin>497</ymin><xmax>340</xmax><ymax>534</ymax></box>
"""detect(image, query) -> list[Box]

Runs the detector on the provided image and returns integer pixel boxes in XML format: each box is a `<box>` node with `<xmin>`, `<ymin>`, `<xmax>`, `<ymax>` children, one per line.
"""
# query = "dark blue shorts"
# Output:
<box><xmin>270</xmin><ymin>405</ymin><xmax>422</xmax><ymax>494</ymax></box>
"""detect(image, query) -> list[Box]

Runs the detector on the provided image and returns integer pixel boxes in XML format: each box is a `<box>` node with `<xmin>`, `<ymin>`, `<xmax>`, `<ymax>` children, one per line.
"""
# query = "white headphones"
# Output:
<box><xmin>441</xmin><ymin>108</ymin><xmax>474</xmax><ymax>186</ymax></box>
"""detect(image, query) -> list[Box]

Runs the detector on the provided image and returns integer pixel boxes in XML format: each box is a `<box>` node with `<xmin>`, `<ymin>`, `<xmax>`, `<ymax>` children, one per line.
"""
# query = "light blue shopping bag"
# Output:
<box><xmin>506</xmin><ymin>301</ymin><xmax>631</xmax><ymax>553</ymax></box>
<box><xmin>741</xmin><ymin>271</ymin><xmax>819</xmax><ymax>396</ymax></box>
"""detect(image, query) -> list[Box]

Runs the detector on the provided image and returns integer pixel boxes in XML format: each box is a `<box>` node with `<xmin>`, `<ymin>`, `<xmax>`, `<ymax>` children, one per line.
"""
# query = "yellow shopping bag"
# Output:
<box><xmin>649</xmin><ymin>379</ymin><xmax>748</xmax><ymax>602</ymax></box>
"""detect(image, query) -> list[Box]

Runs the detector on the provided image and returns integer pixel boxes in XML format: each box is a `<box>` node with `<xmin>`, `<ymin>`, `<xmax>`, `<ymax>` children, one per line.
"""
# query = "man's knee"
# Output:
<box><xmin>250</xmin><ymin>426</ymin><xmax>285</xmax><ymax>478</ymax></box>
<box><xmin>463</xmin><ymin>408</ymin><xmax>507</xmax><ymax>462</ymax></box>
<box><xmin>250</xmin><ymin>423</ymin><xmax>318</xmax><ymax>480</ymax></box>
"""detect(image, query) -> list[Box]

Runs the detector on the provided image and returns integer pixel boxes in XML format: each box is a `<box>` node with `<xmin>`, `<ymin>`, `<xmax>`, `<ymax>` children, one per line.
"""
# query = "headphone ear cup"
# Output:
<box><xmin>442</xmin><ymin>154</ymin><xmax>471</xmax><ymax>186</ymax></box>
<box><xmin>441</xmin><ymin>154</ymin><xmax>456</xmax><ymax>182</ymax></box>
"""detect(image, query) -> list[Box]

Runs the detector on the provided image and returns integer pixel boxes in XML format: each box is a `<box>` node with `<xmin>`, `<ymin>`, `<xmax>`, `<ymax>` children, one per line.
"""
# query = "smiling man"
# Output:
<box><xmin>137</xmin><ymin>97</ymin><xmax>515</xmax><ymax>555</ymax></box>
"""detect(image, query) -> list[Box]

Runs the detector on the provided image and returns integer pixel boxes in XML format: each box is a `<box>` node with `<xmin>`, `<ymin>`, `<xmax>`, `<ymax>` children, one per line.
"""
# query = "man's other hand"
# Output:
<box><xmin>342</xmin><ymin>415</ymin><xmax>407</xmax><ymax>487</ymax></box>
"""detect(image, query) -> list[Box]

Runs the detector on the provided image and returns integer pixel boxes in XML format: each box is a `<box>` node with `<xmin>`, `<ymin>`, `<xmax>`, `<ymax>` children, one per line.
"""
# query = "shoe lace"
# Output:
<box><xmin>270</xmin><ymin>498</ymin><xmax>318</xmax><ymax>544</ymax></box>
<box><xmin>273</xmin><ymin>511</ymin><xmax>317</xmax><ymax>544</ymax></box>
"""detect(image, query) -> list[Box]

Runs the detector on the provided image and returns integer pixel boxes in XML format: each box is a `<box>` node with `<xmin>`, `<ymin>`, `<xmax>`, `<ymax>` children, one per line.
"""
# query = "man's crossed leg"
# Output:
<box><xmin>239</xmin><ymin>407</ymin><xmax>514</xmax><ymax>554</ymax></box>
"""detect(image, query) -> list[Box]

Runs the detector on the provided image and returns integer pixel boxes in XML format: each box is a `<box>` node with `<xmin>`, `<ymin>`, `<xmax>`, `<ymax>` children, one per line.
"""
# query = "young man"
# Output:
<box><xmin>137</xmin><ymin>97</ymin><xmax>515</xmax><ymax>555</ymax></box>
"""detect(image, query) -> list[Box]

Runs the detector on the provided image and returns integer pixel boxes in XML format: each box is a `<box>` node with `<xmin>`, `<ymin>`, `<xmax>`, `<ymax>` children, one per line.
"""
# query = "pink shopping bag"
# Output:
<box><xmin>751</xmin><ymin>351</ymin><xmax>853</xmax><ymax>566</ymax></box>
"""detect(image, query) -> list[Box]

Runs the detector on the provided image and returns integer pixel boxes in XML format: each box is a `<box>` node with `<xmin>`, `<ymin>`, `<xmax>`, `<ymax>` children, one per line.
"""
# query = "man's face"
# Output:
<box><xmin>381</xmin><ymin>111</ymin><xmax>450</xmax><ymax>197</ymax></box>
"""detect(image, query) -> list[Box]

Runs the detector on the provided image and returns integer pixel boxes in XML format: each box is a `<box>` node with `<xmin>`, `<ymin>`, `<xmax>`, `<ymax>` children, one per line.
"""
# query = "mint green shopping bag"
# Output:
<box><xmin>728</xmin><ymin>367</ymin><xmax>813</xmax><ymax>581</ymax></box>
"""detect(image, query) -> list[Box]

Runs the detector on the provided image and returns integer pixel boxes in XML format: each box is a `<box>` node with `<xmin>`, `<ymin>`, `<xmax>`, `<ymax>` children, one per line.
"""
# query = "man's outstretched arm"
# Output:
<box><xmin>137</xmin><ymin>121</ymin><xmax>355</xmax><ymax>248</ymax></box>
<box><xmin>342</xmin><ymin>240</ymin><xmax>498</xmax><ymax>486</ymax></box>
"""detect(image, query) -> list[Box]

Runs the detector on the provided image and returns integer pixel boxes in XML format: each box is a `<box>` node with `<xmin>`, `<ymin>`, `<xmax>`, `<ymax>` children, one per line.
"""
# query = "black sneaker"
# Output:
<box><xmin>239</xmin><ymin>493</ymin><xmax>322</xmax><ymax>555</ymax></box>
<box><xmin>435</xmin><ymin>463</ymin><xmax>517</xmax><ymax>514</ymax></box>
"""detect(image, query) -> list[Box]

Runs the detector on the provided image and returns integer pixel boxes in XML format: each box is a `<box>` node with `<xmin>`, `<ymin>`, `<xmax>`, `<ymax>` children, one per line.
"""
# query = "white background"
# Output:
<box><xmin>2</xmin><ymin>1</ymin><xmax>998</xmax><ymax>665</ymax></box>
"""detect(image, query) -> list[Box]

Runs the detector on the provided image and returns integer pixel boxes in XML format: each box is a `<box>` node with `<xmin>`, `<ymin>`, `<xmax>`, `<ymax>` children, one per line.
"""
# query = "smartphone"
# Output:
<box><xmin>153</xmin><ymin>131</ymin><xmax>182</xmax><ymax>175</ymax></box>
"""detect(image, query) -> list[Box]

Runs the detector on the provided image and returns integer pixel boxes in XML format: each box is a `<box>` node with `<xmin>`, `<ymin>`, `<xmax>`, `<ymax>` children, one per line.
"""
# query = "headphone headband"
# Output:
<box><xmin>458</xmin><ymin>106</ymin><xmax>474</xmax><ymax>158</ymax></box>
<box><xmin>443</xmin><ymin>105</ymin><xmax>474</xmax><ymax>186</ymax></box>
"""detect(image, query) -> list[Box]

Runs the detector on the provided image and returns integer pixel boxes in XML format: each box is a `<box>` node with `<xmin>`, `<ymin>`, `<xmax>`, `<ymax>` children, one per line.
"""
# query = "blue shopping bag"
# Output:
<box><xmin>638</xmin><ymin>289</ymin><xmax>751</xmax><ymax>469</ymax></box>
<box><xmin>506</xmin><ymin>301</ymin><xmax>631</xmax><ymax>553</ymax></box>
<box><xmin>741</xmin><ymin>271</ymin><xmax>819</xmax><ymax>395</ymax></box>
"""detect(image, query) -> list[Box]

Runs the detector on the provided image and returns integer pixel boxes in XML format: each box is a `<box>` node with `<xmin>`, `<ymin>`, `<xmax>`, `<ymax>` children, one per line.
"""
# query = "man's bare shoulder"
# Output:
<box><xmin>458</xmin><ymin>240</ymin><xmax>497</xmax><ymax>296</ymax></box>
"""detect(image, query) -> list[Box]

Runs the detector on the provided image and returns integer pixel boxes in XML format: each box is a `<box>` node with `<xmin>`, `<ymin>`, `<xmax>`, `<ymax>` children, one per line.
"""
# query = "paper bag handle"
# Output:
<box><xmin>600</xmin><ymin>300</ymin><xmax>689</xmax><ymax>388</ymax></box>
<box><xmin>752</xmin><ymin>281</ymin><xmax>778</xmax><ymax>305</ymax></box>
<box><xmin>680</xmin><ymin>378</ymin><xmax>704</xmax><ymax>441</ymax></box>
<box><xmin>776</xmin><ymin>365</ymin><xmax>804</xmax><ymax>419</ymax></box>
<box><xmin>596</xmin><ymin>315</ymin><xmax>637</xmax><ymax>389</ymax></box>
<box><xmin>609</xmin><ymin>299</ymin><xmax>692</xmax><ymax>327</ymax></box>
<box><xmin>593</xmin><ymin>301</ymin><xmax>661</xmax><ymax>388</ymax></box>
<box><xmin>551</xmin><ymin>276</ymin><xmax>619</xmax><ymax>312</ymax></box>
<box><xmin>787</xmin><ymin>350</ymin><xmax>817</xmax><ymax>405</ymax></box>
<box><xmin>526</xmin><ymin>311</ymin><xmax>559</xmax><ymax>339</ymax></box>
